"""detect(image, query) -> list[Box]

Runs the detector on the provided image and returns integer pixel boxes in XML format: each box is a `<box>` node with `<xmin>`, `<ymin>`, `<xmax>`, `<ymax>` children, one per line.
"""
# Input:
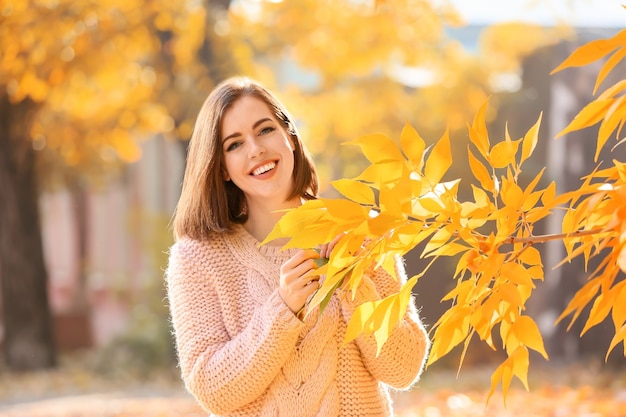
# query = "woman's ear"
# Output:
<box><xmin>223</xmin><ymin>170</ymin><xmax>231</xmax><ymax>181</ymax></box>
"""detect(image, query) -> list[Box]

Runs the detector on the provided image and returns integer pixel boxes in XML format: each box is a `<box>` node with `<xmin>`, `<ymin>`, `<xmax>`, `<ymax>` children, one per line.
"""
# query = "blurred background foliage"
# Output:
<box><xmin>0</xmin><ymin>0</ymin><xmax>622</xmax><ymax>376</ymax></box>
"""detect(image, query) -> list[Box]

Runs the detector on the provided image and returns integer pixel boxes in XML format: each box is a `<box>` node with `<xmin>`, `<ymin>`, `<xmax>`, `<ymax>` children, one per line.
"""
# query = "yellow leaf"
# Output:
<box><xmin>443</xmin><ymin>277</ymin><xmax>474</xmax><ymax>302</ymax></box>
<box><xmin>279</xmin><ymin>224</ymin><xmax>337</xmax><ymax>250</ymax></box>
<box><xmin>416</xmin><ymin>197</ymin><xmax>444</xmax><ymax>213</ymax></box>
<box><xmin>598</xmin><ymin>79</ymin><xmax>626</xmax><ymax>101</ymax></box>
<box><xmin>400</xmin><ymin>121</ymin><xmax>426</xmax><ymax>170</ymax></box>
<box><xmin>344</xmin><ymin>300</ymin><xmax>376</xmax><ymax>345</ymax></box>
<box><xmin>427</xmin><ymin>307</ymin><xmax>472</xmax><ymax>365</ymax></box>
<box><xmin>500</xmin><ymin>178</ymin><xmax>523</xmax><ymax>210</ymax></box>
<box><xmin>510</xmin><ymin>315</ymin><xmax>548</xmax><ymax>359</ymax></box>
<box><xmin>556</xmin><ymin>99</ymin><xmax>614</xmax><ymax>139</ymax></box>
<box><xmin>556</xmin><ymin>278</ymin><xmax>601</xmax><ymax>329</ymax></box>
<box><xmin>379</xmin><ymin>182</ymin><xmax>407</xmax><ymax>216</ymax></box>
<box><xmin>345</xmin><ymin>133</ymin><xmax>405</xmax><ymax>164</ymax></box>
<box><xmin>423</xmin><ymin>227</ymin><xmax>453</xmax><ymax>257</ymax></box>
<box><xmin>594</xmin><ymin>46</ymin><xmax>626</xmax><ymax>95</ymax></box>
<box><xmin>581</xmin><ymin>292</ymin><xmax>612</xmax><ymax>336</ymax></box>
<box><xmin>597</xmin><ymin>95</ymin><xmax>626</xmax><ymax>161</ymax></box>
<box><xmin>487</xmin><ymin>347</ymin><xmax>530</xmax><ymax>406</ymax></box>
<box><xmin>511</xmin><ymin>346</ymin><xmax>530</xmax><ymax>391</ymax></box>
<box><xmin>489</xmin><ymin>138</ymin><xmax>520</xmax><ymax>169</ymax></box>
<box><xmin>424</xmin><ymin>128</ymin><xmax>452</xmax><ymax>185</ymax></box>
<box><xmin>606</xmin><ymin>323</ymin><xmax>626</xmax><ymax>361</ymax></box>
<box><xmin>540</xmin><ymin>181</ymin><xmax>557</xmax><ymax>207</ymax></box>
<box><xmin>550</xmin><ymin>29</ymin><xmax>626</xmax><ymax>74</ymax></box>
<box><xmin>356</xmin><ymin>161</ymin><xmax>405</xmax><ymax>186</ymax></box>
<box><xmin>372</xmin><ymin>296</ymin><xmax>399</xmax><ymax>355</ymax></box>
<box><xmin>521</xmin><ymin>168</ymin><xmax>545</xmax><ymax>204</ymax></box>
<box><xmin>324</xmin><ymin>198</ymin><xmax>370</xmax><ymax>220</ymax></box>
<box><xmin>487</xmin><ymin>358</ymin><xmax>505</xmax><ymax>405</ymax></box>
<box><xmin>619</xmin><ymin>244</ymin><xmax>626</xmax><ymax>273</ymax></box>
<box><xmin>427</xmin><ymin>242</ymin><xmax>469</xmax><ymax>258</ymax></box>
<box><xmin>518</xmin><ymin>246</ymin><xmax>542</xmax><ymax>266</ymax></box>
<box><xmin>520</xmin><ymin>112</ymin><xmax>542</xmax><ymax>166</ymax></box>
<box><xmin>611</xmin><ymin>281</ymin><xmax>626</xmax><ymax>329</ymax></box>
<box><xmin>468</xmin><ymin>147</ymin><xmax>494</xmax><ymax>192</ymax></box>
<box><xmin>501</xmin><ymin>262</ymin><xmax>534</xmax><ymax>287</ymax></box>
<box><xmin>398</xmin><ymin>275</ymin><xmax>418</xmax><ymax>314</ymax></box>
<box><xmin>332</xmin><ymin>179</ymin><xmax>375</xmax><ymax>205</ymax></box>
<box><xmin>496</xmin><ymin>282</ymin><xmax>523</xmax><ymax>309</ymax></box>
<box><xmin>468</xmin><ymin>99</ymin><xmax>491</xmax><ymax>159</ymax></box>
<box><xmin>471</xmin><ymin>184</ymin><xmax>491</xmax><ymax>208</ymax></box>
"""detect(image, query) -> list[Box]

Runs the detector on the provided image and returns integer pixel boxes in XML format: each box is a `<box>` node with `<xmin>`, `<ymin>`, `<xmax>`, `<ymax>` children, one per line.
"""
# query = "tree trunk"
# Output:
<box><xmin>0</xmin><ymin>94</ymin><xmax>56</xmax><ymax>370</ymax></box>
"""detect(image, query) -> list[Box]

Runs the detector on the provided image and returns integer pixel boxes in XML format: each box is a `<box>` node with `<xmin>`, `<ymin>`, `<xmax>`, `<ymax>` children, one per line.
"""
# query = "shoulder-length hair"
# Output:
<box><xmin>172</xmin><ymin>76</ymin><xmax>319</xmax><ymax>240</ymax></box>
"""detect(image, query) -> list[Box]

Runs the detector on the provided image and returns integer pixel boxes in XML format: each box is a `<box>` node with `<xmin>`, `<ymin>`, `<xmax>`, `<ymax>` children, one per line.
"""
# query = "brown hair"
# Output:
<box><xmin>172</xmin><ymin>76</ymin><xmax>319</xmax><ymax>240</ymax></box>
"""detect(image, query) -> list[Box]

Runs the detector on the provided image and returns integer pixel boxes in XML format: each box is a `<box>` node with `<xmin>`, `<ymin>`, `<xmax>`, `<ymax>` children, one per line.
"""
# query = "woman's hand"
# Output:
<box><xmin>279</xmin><ymin>249</ymin><xmax>322</xmax><ymax>315</ymax></box>
<box><xmin>279</xmin><ymin>233</ymin><xmax>347</xmax><ymax>318</ymax></box>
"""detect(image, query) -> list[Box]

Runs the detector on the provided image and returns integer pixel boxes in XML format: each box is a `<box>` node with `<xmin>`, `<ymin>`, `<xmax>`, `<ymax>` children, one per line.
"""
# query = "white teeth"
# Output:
<box><xmin>252</xmin><ymin>162</ymin><xmax>276</xmax><ymax>176</ymax></box>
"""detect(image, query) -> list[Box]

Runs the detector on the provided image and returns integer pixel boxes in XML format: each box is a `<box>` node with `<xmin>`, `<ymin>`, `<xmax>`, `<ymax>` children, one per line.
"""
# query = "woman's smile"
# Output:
<box><xmin>250</xmin><ymin>160</ymin><xmax>277</xmax><ymax>177</ymax></box>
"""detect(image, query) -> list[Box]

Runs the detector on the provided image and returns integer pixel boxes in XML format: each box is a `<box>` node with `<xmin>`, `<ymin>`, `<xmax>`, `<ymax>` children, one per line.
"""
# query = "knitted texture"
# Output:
<box><xmin>166</xmin><ymin>224</ymin><xmax>430</xmax><ymax>417</ymax></box>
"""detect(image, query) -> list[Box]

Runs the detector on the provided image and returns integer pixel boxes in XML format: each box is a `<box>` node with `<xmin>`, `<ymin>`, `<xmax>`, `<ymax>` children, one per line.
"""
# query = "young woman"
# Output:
<box><xmin>166</xmin><ymin>76</ymin><xmax>430</xmax><ymax>417</ymax></box>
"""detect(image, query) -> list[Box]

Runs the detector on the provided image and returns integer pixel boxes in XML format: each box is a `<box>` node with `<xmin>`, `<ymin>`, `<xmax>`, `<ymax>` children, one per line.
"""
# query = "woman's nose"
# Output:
<box><xmin>248</xmin><ymin>137</ymin><xmax>265</xmax><ymax>158</ymax></box>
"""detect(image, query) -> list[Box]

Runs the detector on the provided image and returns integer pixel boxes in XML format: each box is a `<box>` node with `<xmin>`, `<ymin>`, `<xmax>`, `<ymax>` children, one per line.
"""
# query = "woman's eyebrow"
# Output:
<box><xmin>222</xmin><ymin>117</ymin><xmax>273</xmax><ymax>143</ymax></box>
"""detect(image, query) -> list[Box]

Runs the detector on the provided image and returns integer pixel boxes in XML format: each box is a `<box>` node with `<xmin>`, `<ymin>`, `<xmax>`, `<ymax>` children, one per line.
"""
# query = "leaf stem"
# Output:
<box><xmin>503</xmin><ymin>228</ymin><xmax>609</xmax><ymax>245</ymax></box>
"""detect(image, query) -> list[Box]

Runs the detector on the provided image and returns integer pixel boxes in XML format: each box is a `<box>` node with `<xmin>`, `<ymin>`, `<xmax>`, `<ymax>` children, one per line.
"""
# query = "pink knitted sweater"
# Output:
<box><xmin>166</xmin><ymin>224</ymin><xmax>429</xmax><ymax>417</ymax></box>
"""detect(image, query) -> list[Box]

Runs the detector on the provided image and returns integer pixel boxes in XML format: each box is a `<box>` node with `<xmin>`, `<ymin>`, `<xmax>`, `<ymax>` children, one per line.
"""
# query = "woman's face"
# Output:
<box><xmin>221</xmin><ymin>95</ymin><xmax>296</xmax><ymax>208</ymax></box>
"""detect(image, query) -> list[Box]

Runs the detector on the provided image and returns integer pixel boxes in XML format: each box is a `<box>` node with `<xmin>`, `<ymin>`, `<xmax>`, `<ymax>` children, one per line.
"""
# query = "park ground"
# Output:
<box><xmin>0</xmin><ymin>351</ymin><xmax>625</xmax><ymax>417</ymax></box>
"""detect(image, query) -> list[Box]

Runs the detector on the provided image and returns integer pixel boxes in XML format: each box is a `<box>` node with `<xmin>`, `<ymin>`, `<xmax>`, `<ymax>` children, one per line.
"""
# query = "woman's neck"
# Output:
<box><xmin>243</xmin><ymin>197</ymin><xmax>302</xmax><ymax>245</ymax></box>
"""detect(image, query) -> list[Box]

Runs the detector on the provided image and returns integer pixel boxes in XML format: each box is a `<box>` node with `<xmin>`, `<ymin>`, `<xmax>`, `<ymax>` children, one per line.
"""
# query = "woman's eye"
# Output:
<box><xmin>259</xmin><ymin>126</ymin><xmax>275</xmax><ymax>135</ymax></box>
<box><xmin>226</xmin><ymin>141</ymin><xmax>242</xmax><ymax>152</ymax></box>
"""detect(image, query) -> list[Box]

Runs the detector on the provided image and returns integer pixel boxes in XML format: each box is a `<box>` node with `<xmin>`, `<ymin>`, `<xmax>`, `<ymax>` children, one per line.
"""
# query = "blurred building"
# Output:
<box><xmin>32</xmin><ymin>136</ymin><xmax>183</xmax><ymax>350</ymax></box>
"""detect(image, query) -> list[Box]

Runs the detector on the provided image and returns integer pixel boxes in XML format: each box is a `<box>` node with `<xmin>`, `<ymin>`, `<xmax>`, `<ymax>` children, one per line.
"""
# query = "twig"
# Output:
<box><xmin>502</xmin><ymin>228</ymin><xmax>609</xmax><ymax>245</ymax></box>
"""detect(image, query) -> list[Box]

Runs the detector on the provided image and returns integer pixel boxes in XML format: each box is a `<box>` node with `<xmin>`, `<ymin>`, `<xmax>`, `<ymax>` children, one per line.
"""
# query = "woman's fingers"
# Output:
<box><xmin>279</xmin><ymin>249</ymin><xmax>323</xmax><ymax>315</ymax></box>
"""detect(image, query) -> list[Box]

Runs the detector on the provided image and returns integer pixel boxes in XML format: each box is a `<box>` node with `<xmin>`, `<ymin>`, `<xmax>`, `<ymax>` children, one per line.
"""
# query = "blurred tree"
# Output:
<box><xmin>0</xmin><ymin>0</ymin><xmax>249</xmax><ymax>371</ymax></box>
<box><xmin>0</xmin><ymin>0</ymin><xmax>168</xmax><ymax>371</ymax></box>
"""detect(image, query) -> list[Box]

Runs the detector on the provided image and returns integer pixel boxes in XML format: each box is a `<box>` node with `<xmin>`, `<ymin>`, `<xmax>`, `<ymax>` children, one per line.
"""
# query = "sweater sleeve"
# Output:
<box><xmin>166</xmin><ymin>238</ymin><xmax>305</xmax><ymax>415</ymax></box>
<box><xmin>340</xmin><ymin>255</ymin><xmax>430</xmax><ymax>389</ymax></box>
